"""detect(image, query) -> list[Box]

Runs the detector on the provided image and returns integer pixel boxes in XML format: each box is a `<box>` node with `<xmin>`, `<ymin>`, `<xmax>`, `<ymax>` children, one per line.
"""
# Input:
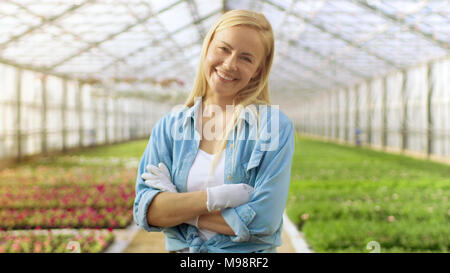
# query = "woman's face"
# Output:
<box><xmin>203</xmin><ymin>25</ymin><xmax>265</xmax><ymax>102</ymax></box>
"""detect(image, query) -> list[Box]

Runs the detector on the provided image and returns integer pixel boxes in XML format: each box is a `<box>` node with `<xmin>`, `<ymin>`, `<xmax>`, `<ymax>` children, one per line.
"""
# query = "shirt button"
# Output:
<box><xmin>227</xmin><ymin>175</ymin><xmax>232</xmax><ymax>180</ymax></box>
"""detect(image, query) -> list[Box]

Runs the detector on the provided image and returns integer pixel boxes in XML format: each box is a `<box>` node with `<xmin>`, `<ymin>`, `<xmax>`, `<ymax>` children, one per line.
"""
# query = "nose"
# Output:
<box><xmin>223</xmin><ymin>53</ymin><xmax>238</xmax><ymax>71</ymax></box>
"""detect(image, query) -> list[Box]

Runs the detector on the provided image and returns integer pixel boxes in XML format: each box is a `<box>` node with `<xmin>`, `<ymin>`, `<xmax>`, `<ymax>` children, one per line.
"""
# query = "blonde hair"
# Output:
<box><xmin>184</xmin><ymin>10</ymin><xmax>275</xmax><ymax>176</ymax></box>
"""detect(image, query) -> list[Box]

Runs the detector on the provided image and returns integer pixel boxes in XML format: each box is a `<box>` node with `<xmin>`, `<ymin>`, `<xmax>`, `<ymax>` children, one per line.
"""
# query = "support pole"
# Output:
<box><xmin>366</xmin><ymin>81</ymin><xmax>373</xmax><ymax>145</ymax></box>
<box><xmin>104</xmin><ymin>94</ymin><xmax>109</xmax><ymax>144</ymax></box>
<box><xmin>355</xmin><ymin>85</ymin><xmax>360</xmax><ymax>146</ymax></box>
<box><xmin>427</xmin><ymin>63</ymin><xmax>434</xmax><ymax>157</ymax></box>
<box><xmin>16</xmin><ymin>68</ymin><xmax>22</xmax><ymax>161</ymax></box>
<box><xmin>344</xmin><ymin>89</ymin><xmax>349</xmax><ymax>141</ymax></box>
<box><xmin>62</xmin><ymin>79</ymin><xmax>67</xmax><ymax>152</ymax></box>
<box><xmin>335</xmin><ymin>90</ymin><xmax>340</xmax><ymax>139</ymax></box>
<box><xmin>41</xmin><ymin>75</ymin><xmax>48</xmax><ymax>156</ymax></box>
<box><xmin>115</xmin><ymin>98</ymin><xmax>119</xmax><ymax>143</ymax></box>
<box><xmin>92</xmin><ymin>95</ymin><xmax>98</xmax><ymax>146</ymax></box>
<box><xmin>401</xmin><ymin>71</ymin><xmax>408</xmax><ymax>151</ymax></box>
<box><xmin>78</xmin><ymin>82</ymin><xmax>84</xmax><ymax>148</ymax></box>
<box><xmin>382</xmin><ymin>77</ymin><xmax>388</xmax><ymax>148</ymax></box>
<box><xmin>328</xmin><ymin>91</ymin><xmax>332</xmax><ymax>139</ymax></box>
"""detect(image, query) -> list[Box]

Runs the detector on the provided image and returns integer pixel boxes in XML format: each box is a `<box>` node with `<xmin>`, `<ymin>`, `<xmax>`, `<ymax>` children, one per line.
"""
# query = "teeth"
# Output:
<box><xmin>217</xmin><ymin>70</ymin><xmax>234</xmax><ymax>81</ymax></box>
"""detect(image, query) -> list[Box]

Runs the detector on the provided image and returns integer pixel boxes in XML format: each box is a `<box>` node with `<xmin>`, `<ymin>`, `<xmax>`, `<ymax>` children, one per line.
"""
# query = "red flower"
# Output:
<box><xmin>96</xmin><ymin>185</ymin><xmax>105</xmax><ymax>193</ymax></box>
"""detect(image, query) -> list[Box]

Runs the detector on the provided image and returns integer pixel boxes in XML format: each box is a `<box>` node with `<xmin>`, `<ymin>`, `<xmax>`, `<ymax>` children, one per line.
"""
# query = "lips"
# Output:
<box><xmin>215</xmin><ymin>69</ymin><xmax>237</xmax><ymax>82</ymax></box>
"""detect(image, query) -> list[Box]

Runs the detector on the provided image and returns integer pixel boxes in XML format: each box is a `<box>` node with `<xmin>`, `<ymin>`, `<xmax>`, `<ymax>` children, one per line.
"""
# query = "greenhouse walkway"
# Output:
<box><xmin>108</xmin><ymin>212</ymin><xmax>311</xmax><ymax>253</ymax></box>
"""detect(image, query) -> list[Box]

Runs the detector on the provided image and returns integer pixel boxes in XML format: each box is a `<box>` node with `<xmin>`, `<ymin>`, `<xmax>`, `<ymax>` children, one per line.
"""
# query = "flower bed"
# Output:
<box><xmin>286</xmin><ymin>136</ymin><xmax>450</xmax><ymax>253</ymax></box>
<box><xmin>0</xmin><ymin>207</ymin><xmax>132</xmax><ymax>230</ymax></box>
<box><xmin>0</xmin><ymin>229</ymin><xmax>115</xmax><ymax>253</ymax></box>
<box><xmin>0</xmin><ymin>140</ymin><xmax>148</xmax><ymax>253</ymax></box>
<box><xmin>0</xmin><ymin>156</ymin><xmax>138</xmax><ymax>230</ymax></box>
<box><xmin>0</xmin><ymin>183</ymin><xmax>134</xmax><ymax>209</ymax></box>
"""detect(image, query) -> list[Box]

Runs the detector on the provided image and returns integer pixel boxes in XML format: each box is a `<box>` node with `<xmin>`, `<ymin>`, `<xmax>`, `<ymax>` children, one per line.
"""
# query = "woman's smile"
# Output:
<box><xmin>215</xmin><ymin>69</ymin><xmax>238</xmax><ymax>82</ymax></box>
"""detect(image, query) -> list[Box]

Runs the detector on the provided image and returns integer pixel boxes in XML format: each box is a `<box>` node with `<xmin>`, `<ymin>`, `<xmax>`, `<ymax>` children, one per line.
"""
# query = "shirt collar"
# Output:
<box><xmin>182</xmin><ymin>97</ymin><xmax>202</xmax><ymax>128</ymax></box>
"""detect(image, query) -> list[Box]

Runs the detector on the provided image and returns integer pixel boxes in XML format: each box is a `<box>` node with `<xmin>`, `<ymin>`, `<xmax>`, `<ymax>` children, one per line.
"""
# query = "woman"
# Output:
<box><xmin>133</xmin><ymin>9</ymin><xmax>294</xmax><ymax>253</ymax></box>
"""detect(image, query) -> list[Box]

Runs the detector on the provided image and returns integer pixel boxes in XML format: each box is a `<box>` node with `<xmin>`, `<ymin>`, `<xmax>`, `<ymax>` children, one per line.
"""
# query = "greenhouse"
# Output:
<box><xmin>0</xmin><ymin>0</ymin><xmax>449</xmax><ymax>254</ymax></box>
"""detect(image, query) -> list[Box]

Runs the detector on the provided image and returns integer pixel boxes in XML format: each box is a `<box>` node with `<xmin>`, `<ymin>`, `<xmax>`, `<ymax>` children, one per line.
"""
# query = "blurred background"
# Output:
<box><xmin>0</xmin><ymin>0</ymin><xmax>448</xmax><ymax>253</ymax></box>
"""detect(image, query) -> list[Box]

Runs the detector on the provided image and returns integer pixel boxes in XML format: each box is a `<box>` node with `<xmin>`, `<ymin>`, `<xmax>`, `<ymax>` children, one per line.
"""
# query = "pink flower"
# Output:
<box><xmin>34</xmin><ymin>242</ymin><xmax>42</xmax><ymax>253</ymax></box>
<box><xmin>96</xmin><ymin>185</ymin><xmax>105</xmax><ymax>193</ymax></box>
<box><xmin>12</xmin><ymin>242</ymin><xmax>21</xmax><ymax>252</ymax></box>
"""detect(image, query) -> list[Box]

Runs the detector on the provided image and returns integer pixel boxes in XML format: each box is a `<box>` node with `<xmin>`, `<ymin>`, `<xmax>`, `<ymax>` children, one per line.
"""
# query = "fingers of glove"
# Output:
<box><xmin>220</xmin><ymin>184</ymin><xmax>253</xmax><ymax>195</ymax></box>
<box><xmin>157</xmin><ymin>163</ymin><xmax>171</xmax><ymax>180</ymax></box>
<box><xmin>146</xmin><ymin>164</ymin><xmax>162</xmax><ymax>176</ymax></box>
<box><xmin>141</xmin><ymin>172</ymin><xmax>159</xmax><ymax>181</ymax></box>
<box><xmin>225</xmin><ymin>184</ymin><xmax>253</xmax><ymax>207</ymax></box>
<box><xmin>240</xmin><ymin>184</ymin><xmax>254</xmax><ymax>195</ymax></box>
<box><xmin>148</xmin><ymin>181</ymin><xmax>176</xmax><ymax>193</ymax></box>
<box><xmin>144</xmin><ymin>180</ymin><xmax>165</xmax><ymax>191</ymax></box>
<box><xmin>206</xmin><ymin>187</ymin><xmax>216</xmax><ymax>212</ymax></box>
<box><xmin>163</xmin><ymin>183</ymin><xmax>177</xmax><ymax>193</ymax></box>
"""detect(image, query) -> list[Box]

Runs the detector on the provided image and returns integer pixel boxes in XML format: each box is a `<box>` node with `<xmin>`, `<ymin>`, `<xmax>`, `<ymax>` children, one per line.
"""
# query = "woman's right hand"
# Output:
<box><xmin>142</xmin><ymin>163</ymin><xmax>177</xmax><ymax>193</ymax></box>
<box><xmin>206</xmin><ymin>184</ymin><xmax>254</xmax><ymax>212</ymax></box>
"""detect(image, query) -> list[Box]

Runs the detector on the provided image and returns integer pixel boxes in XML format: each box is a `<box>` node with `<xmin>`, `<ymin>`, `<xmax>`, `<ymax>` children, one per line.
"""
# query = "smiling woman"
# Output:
<box><xmin>133</xmin><ymin>10</ymin><xmax>295</xmax><ymax>253</ymax></box>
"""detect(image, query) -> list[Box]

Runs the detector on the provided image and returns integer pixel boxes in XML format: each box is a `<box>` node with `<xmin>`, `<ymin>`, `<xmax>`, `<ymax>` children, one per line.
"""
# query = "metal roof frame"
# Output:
<box><xmin>0</xmin><ymin>0</ymin><xmax>448</xmax><ymax>97</ymax></box>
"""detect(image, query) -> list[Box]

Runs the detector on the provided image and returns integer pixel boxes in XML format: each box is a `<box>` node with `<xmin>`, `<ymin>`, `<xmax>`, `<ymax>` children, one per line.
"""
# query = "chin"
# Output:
<box><xmin>211</xmin><ymin>88</ymin><xmax>235</xmax><ymax>97</ymax></box>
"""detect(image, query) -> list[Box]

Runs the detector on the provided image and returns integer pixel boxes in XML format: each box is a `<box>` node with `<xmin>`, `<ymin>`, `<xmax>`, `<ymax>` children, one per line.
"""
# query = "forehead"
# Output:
<box><xmin>212</xmin><ymin>26</ymin><xmax>264</xmax><ymax>57</ymax></box>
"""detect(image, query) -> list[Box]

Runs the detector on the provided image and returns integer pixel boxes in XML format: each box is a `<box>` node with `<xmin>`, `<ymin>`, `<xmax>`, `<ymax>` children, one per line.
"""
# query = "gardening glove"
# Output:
<box><xmin>142</xmin><ymin>163</ymin><xmax>177</xmax><ymax>193</ymax></box>
<box><xmin>206</xmin><ymin>184</ymin><xmax>254</xmax><ymax>212</ymax></box>
<box><xmin>142</xmin><ymin>163</ymin><xmax>199</xmax><ymax>227</ymax></box>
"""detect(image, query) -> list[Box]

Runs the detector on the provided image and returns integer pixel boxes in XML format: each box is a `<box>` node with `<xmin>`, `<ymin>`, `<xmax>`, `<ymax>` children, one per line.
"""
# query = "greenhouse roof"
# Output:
<box><xmin>0</xmin><ymin>0</ymin><xmax>449</xmax><ymax>97</ymax></box>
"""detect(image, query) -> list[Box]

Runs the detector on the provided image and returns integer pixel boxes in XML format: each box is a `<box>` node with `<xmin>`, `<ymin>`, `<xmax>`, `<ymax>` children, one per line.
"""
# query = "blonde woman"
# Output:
<box><xmin>133</xmin><ymin>9</ymin><xmax>294</xmax><ymax>253</ymax></box>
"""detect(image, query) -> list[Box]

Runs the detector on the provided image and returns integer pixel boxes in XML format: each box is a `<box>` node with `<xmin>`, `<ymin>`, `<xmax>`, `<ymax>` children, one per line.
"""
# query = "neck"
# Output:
<box><xmin>203</xmin><ymin>91</ymin><xmax>235</xmax><ymax>112</ymax></box>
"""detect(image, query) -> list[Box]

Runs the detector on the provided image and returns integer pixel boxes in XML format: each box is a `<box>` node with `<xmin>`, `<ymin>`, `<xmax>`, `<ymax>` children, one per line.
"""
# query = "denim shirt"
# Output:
<box><xmin>133</xmin><ymin>99</ymin><xmax>295</xmax><ymax>253</ymax></box>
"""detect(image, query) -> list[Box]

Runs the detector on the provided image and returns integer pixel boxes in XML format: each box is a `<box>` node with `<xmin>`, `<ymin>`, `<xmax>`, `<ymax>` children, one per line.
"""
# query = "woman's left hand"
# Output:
<box><xmin>142</xmin><ymin>163</ymin><xmax>178</xmax><ymax>193</ymax></box>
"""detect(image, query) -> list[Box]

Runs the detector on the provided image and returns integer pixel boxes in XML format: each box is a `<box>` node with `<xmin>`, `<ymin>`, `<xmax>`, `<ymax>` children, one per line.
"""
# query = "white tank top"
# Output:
<box><xmin>186</xmin><ymin>148</ymin><xmax>225</xmax><ymax>241</ymax></box>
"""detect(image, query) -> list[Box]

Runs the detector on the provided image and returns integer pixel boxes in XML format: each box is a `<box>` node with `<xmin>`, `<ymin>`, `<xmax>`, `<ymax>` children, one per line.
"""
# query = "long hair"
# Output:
<box><xmin>184</xmin><ymin>10</ymin><xmax>275</xmax><ymax>176</ymax></box>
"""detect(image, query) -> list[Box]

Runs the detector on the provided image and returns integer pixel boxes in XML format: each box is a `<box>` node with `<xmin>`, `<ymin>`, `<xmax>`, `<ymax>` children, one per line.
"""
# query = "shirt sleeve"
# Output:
<box><xmin>133</xmin><ymin>115</ymin><xmax>173</xmax><ymax>232</ymax></box>
<box><xmin>221</xmin><ymin>118</ymin><xmax>295</xmax><ymax>242</ymax></box>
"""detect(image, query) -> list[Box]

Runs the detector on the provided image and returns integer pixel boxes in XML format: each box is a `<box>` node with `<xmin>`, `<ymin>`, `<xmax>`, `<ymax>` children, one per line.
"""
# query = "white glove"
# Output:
<box><xmin>206</xmin><ymin>184</ymin><xmax>254</xmax><ymax>212</ymax></box>
<box><xmin>141</xmin><ymin>163</ymin><xmax>177</xmax><ymax>193</ymax></box>
<box><xmin>142</xmin><ymin>163</ymin><xmax>198</xmax><ymax>227</ymax></box>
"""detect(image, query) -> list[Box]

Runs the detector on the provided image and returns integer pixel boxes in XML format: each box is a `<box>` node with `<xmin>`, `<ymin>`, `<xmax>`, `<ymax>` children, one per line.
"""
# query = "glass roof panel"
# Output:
<box><xmin>172</xmin><ymin>26</ymin><xmax>200</xmax><ymax>48</ymax></box>
<box><xmin>16</xmin><ymin>0</ymin><xmax>76</xmax><ymax>17</ymax></box>
<box><xmin>195</xmin><ymin>0</ymin><xmax>223</xmax><ymax>18</ymax></box>
<box><xmin>156</xmin><ymin>1</ymin><xmax>192</xmax><ymax>33</ymax></box>
<box><xmin>0</xmin><ymin>0</ymin><xmax>447</xmax><ymax>97</ymax></box>
<box><xmin>0</xmin><ymin>3</ymin><xmax>41</xmax><ymax>44</ymax></box>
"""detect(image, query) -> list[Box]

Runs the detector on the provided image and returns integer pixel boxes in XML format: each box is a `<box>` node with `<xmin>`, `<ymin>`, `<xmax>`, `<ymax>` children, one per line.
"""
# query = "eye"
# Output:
<box><xmin>241</xmin><ymin>56</ymin><xmax>252</xmax><ymax>63</ymax></box>
<box><xmin>218</xmin><ymin>46</ymin><xmax>229</xmax><ymax>52</ymax></box>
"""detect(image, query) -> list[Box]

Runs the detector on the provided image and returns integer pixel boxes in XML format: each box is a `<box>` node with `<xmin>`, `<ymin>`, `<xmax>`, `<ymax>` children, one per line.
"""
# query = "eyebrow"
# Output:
<box><xmin>219</xmin><ymin>40</ymin><xmax>255</xmax><ymax>58</ymax></box>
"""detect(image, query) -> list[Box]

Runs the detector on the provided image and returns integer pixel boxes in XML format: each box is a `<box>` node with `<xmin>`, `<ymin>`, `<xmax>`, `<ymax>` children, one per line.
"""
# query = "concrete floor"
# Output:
<box><xmin>122</xmin><ymin>227</ymin><xmax>297</xmax><ymax>253</ymax></box>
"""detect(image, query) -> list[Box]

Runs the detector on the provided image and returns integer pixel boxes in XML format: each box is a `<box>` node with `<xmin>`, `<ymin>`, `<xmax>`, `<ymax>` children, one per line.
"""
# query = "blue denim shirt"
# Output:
<box><xmin>133</xmin><ymin>99</ymin><xmax>295</xmax><ymax>253</ymax></box>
